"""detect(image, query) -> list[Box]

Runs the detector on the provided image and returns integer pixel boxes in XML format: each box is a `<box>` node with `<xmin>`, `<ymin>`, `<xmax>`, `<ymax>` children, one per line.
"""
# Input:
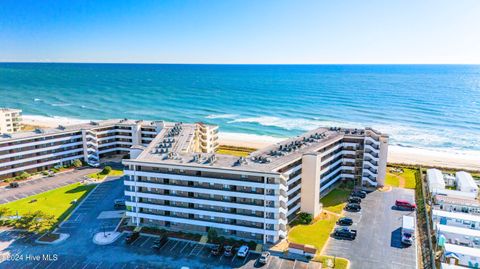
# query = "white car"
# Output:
<box><xmin>237</xmin><ymin>245</ymin><xmax>249</xmax><ymax>257</ymax></box>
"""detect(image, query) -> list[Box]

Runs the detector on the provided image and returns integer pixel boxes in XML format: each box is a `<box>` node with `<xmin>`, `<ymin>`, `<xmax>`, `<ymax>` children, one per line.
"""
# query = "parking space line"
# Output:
<box><xmin>170</xmin><ymin>240</ymin><xmax>180</xmax><ymax>251</ymax></box>
<box><xmin>180</xmin><ymin>241</ymin><xmax>190</xmax><ymax>253</ymax></box>
<box><xmin>243</xmin><ymin>252</ymin><xmax>250</xmax><ymax>264</ymax></box>
<box><xmin>157</xmin><ymin>239</ymin><xmax>171</xmax><ymax>251</ymax></box>
<box><xmin>140</xmin><ymin>236</ymin><xmax>151</xmax><ymax>247</ymax></box>
<box><xmin>195</xmin><ymin>244</ymin><xmax>204</xmax><ymax>256</ymax></box>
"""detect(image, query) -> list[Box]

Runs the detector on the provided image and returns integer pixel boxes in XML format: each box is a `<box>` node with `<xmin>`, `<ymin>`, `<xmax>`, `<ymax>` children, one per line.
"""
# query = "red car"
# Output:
<box><xmin>395</xmin><ymin>200</ymin><xmax>416</xmax><ymax>210</ymax></box>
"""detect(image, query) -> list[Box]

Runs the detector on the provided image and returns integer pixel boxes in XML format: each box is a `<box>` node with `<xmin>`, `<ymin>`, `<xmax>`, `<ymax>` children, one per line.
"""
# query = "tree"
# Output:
<box><xmin>101</xmin><ymin>166</ymin><xmax>112</xmax><ymax>175</ymax></box>
<box><xmin>0</xmin><ymin>207</ymin><xmax>10</xmax><ymax>225</ymax></box>
<box><xmin>207</xmin><ymin>227</ymin><xmax>218</xmax><ymax>242</ymax></box>
<box><xmin>72</xmin><ymin>159</ymin><xmax>82</xmax><ymax>168</ymax></box>
<box><xmin>15</xmin><ymin>211</ymin><xmax>56</xmax><ymax>233</ymax></box>
<box><xmin>298</xmin><ymin>212</ymin><xmax>313</xmax><ymax>224</ymax></box>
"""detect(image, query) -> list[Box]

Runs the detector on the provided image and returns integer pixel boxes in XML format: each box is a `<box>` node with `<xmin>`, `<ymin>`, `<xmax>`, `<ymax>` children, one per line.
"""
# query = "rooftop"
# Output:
<box><xmin>438</xmin><ymin>224</ymin><xmax>480</xmax><ymax>237</ymax></box>
<box><xmin>433</xmin><ymin>209</ymin><xmax>480</xmax><ymax>223</ymax></box>
<box><xmin>131</xmin><ymin>126</ymin><xmax>386</xmax><ymax>174</ymax></box>
<box><xmin>0</xmin><ymin>118</ymin><xmax>160</xmax><ymax>142</ymax></box>
<box><xmin>444</xmin><ymin>243</ymin><xmax>480</xmax><ymax>258</ymax></box>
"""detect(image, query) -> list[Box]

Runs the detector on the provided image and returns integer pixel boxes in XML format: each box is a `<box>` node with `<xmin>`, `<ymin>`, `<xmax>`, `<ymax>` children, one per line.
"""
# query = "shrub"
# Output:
<box><xmin>207</xmin><ymin>228</ymin><xmax>218</xmax><ymax>242</ymax></box>
<box><xmin>298</xmin><ymin>212</ymin><xmax>313</xmax><ymax>225</ymax></box>
<box><xmin>72</xmin><ymin>159</ymin><xmax>82</xmax><ymax>168</ymax></box>
<box><xmin>19</xmin><ymin>172</ymin><xmax>30</xmax><ymax>180</ymax></box>
<box><xmin>42</xmin><ymin>171</ymin><xmax>49</xmax><ymax>176</ymax></box>
<box><xmin>247</xmin><ymin>241</ymin><xmax>257</xmax><ymax>249</ymax></box>
<box><xmin>3</xmin><ymin>178</ymin><xmax>12</xmax><ymax>183</ymax></box>
<box><xmin>101</xmin><ymin>166</ymin><xmax>112</xmax><ymax>175</ymax></box>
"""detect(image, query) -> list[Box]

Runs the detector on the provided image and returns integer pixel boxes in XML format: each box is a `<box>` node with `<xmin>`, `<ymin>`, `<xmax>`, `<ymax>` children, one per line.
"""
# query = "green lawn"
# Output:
<box><xmin>315</xmin><ymin>255</ymin><xmax>349</xmax><ymax>269</ymax></box>
<box><xmin>288</xmin><ymin>213</ymin><xmax>339</xmax><ymax>252</ymax></box>
<box><xmin>87</xmin><ymin>169</ymin><xmax>123</xmax><ymax>180</ymax></box>
<box><xmin>385</xmin><ymin>166</ymin><xmax>417</xmax><ymax>189</ymax></box>
<box><xmin>320</xmin><ymin>189</ymin><xmax>351</xmax><ymax>214</ymax></box>
<box><xmin>0</xmin><ymin>182</ymin><xmax>95</xmax><ymax>224</ymax></box>
<box><xmin>385</xmin><ymin>173</ymin><xmax>400</xmax><ymax>187</ymax></box>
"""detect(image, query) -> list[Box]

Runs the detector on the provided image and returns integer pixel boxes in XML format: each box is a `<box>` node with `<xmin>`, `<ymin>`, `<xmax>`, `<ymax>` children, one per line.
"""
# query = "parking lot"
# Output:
<box><xmin>324</xmin><ymin>187</ymin><xmax>417</xmax><ymax>269</ymax></box>
<box><xmin>0</xmin><ymin>167</ymin><xmax>99</xmax><ymax>204</ymax></box>
<box><xmin>0</xmin><ymin>176</ymin><xmax>320</xmax><ymax>269</ymax></box>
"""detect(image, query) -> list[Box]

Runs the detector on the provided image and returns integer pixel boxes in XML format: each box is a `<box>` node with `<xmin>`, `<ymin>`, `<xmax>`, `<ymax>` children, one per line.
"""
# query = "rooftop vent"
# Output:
<box><xmin>234</xmin><ymin>156</ymin><xmax>248</xmax><ymax>166</ymax></box>
<box><xmin>207</xmin><ymin>154</ymin><xmax>217</xmax><ymax>164</ymax></box>
<box><xmin>35</xmin><ymin>128</ymin><xmax>44</xmax><ymax>134</ymax></box>
<box><xmin>192</xmin><ymin>154</ymin><xmax>202</xmax><ymax>163</ymax></box>
<box><xmin>251</xmin><ymin>156</ymin><xmax>271</xmax><ymax>164</ymax></box>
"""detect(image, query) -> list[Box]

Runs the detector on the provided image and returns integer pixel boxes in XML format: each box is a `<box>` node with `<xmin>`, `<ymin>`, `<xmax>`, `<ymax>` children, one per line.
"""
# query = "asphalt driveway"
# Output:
<box><xmin>324</xmin><ymin>187</ymin><xmax>417</xmax><ymax>269</ymax></box>
<box><xmin>0</xmin><ymin>167</ymin><xmax>99</xmax><ymax>204</ymax></box>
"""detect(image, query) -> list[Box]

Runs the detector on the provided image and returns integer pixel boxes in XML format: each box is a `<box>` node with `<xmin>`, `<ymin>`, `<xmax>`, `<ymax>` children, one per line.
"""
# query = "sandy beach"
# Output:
<box><xmin>23</xmin><ymin>115</ymin><xmax>480</xmax><ymax>171</ymax></box>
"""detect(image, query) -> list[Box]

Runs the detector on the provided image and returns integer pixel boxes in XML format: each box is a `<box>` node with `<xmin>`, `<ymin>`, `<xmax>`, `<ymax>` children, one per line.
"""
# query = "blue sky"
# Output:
<box><xmin>1</xmin><ymin>0</ymin><xmax>479</xmax><ymax>64</ymax></box>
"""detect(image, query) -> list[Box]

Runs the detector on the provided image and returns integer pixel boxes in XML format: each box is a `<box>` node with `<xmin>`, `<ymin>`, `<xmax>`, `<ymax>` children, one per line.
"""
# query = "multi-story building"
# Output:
<box><xmin>0</xmin><ymin>119</ymin><xmax>218</xmax><ymax>179</ymax></box>
<box><xmin>123</xmin><ymin>126</ymin><xmax>388</xmax><ymax>244</ymax></box>
<box><xmin>0</xmin><ymin>108</ymin><xmax>22</xmax><ymax>134</ymax></box>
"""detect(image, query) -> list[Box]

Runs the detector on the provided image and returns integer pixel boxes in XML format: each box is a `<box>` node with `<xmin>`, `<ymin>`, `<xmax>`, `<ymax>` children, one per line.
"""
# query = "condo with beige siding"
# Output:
<box><xmin>123</xmin><ymin>125</ymin><xmax>388</xmax><ymax>243</ymax></box>
<box><xmin>0</xmin><ymin>108</ymin><xmax>22</xmax><ymax>134</ymax></box>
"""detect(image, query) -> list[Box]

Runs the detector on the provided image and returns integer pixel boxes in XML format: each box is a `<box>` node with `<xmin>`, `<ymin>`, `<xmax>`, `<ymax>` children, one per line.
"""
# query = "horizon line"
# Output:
<box><xmin>1</xmin><ymin>61</ymin><xmax>480</xmax><ymax>65</ymax></box>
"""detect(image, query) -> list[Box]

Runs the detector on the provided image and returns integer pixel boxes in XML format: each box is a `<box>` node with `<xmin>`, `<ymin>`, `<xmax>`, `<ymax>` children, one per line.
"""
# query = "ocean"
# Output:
<box><xmin>0</xmin><ymin>63</ymin><xmax>479</xmax><ymax>154</ymax></box>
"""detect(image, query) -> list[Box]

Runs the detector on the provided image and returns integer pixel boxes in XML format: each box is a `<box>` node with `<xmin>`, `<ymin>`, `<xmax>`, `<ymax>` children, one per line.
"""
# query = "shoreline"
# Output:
<box><xmin>23</xmin><ymin>114</ymin><xmax>480</xmax><ymax>171</ymax></box>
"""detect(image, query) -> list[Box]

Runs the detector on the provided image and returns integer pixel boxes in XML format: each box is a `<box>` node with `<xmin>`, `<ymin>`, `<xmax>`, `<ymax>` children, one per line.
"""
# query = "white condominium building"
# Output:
<box><xmin>0</xmin><ymin>108</ymin><xmax>22</xmax><ymax>134</ymax></box>
<box><xmin>0</xmin><ymin>119</ymin><xmax>218</xmax><ymax>179</ymax></box>
<box><xmin>123</xmin><ymin>126</ymin><xmax>388</xmax><ymax>244</ymax></box>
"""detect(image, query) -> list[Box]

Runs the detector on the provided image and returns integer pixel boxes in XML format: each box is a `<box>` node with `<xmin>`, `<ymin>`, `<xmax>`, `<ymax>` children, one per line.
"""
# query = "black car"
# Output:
<box><xmin>351</xmin><ymin>190</ymin><xmax>367</xmax><ymax>199</ymax></box>
<box><xmin>152</xmin><ymin>235</ymin><xmax>168</xmax><ymax>250</ymax></box>
<box><xmin>348</xmin><ymin>196</ymin><xmax>361</xmax><ymax>204</ymax></box>
<box><xmin>114</xmin><ymin>199</ymin><xmax>126</xmax><ymax>209</ymax></box>
<box><xmin>345</xmin><ymin>203</ymin><xmax>361</xmax><ymax>212</ymax></box>
<box><xmin>9</xmin><ymin>182</ymin><xmax>19</xmax><ymax>188</ymax></box>
<box><xmin>337</xmin><ymin>217</ymin><xmax>353</xmax><ymax>226</ymax></box>
<box><xmin>125</xmin><ymin>231</ymin><xmax>140</xmax><ymax>244</ymax></box>
<box><xmin>211</xmin><ymin>244</ymin><xmax>224</xmax><ymax>256</ymax></box>
<box><xmin>334</xmin><ymin>227</ymin><xmax>357</xmax><ymax>240</ymax></box>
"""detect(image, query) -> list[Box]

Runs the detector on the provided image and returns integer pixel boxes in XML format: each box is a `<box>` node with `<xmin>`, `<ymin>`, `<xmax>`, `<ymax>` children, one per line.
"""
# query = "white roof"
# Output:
<box><xmin>444</xmin><ymin>243</ymin><xmax>480</xmax><ymax>257</ymax></box>
<box><xmin>427</xmin><ymin>169</ymin><xmax>446</xmax><ymax>193</ymax></box>
<box><xmin>434</xmin><ymin>189</ymin><xmax>478</xmax><ymax>200</ymax></box>
<box><xmin>402</xmin><ymin>215</ymin><xmax>415</xmax><ymax>230</ymax></box>
<box><xmin>433</xmin><ymin>209</ymin><xmax>480</xmax><ymax>223</ymax></box>
<box><xmin>438</xmin><ymin>224</ymin><xmax>480</xmax><ymax>237</ymax></box>
<box><xmin>456</xmin><ymin>171</ymin><xmax>478</xmax><ymax>191</ymax></box>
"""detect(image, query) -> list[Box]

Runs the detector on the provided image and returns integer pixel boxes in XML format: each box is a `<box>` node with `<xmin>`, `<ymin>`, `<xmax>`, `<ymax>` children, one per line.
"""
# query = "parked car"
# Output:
<box><xmin>348</xmin><ymin>196</ymin><xmax>362</xmax><ymax>204</ymax></box>
<box><xmin>114</xmin><ymin>199</ymin><xmax>126</xmax><ymax>209</ymax></box>
<box><xmin>337</xmin><ymin>217</ymin><xmax>353</xmax><ymax>226</ymax></box>
<box><xmin>211</xmin><ymin>244</ymin><xmax>224</xmax><ymax>256</ymax></box>
<box><xmin>334</xmin><ymin>227</ymin><xmax>357</xmax><ymax>240</ymax></box>
<box><xmin>351</xmin><ymin>190</ymin><xmax>367</xmax><ymax>198</ymax></box>
<box><xmin>395</xmin><ymin>200</ymin><xmax>416</xmax><ymax>210</ymax></box>
<box><xmin>152</xmin><ymin>235</ymin><xmax>168</xmax><ymax>250</ymax></box>
<box><xmin>224</xmin><ymin>245</ymin><xmax>234</xmax><ymax>257</ymax></box>
<box><xmin>125</xmin><ymin>231</ymin><xmax>140</xmax><ymax>244</ymax></box>
<box><xmin>345</xmin><ymin>203</ymin><xmax>361</xmax><ymax>212</ymax></box>
<box><xmin>258</xmin><ymin>251</ymin><xmax>270</xmax><ymax>264</ymax></box>
<box><xmin>237</xmin><ymin>245</ymin><xmax>249</xmax><ymax>257</ymax></box>
<box><xmin>9</xmin><ymin>182</ymin><xmax>19</xmax><ymax>188</ymax></box>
